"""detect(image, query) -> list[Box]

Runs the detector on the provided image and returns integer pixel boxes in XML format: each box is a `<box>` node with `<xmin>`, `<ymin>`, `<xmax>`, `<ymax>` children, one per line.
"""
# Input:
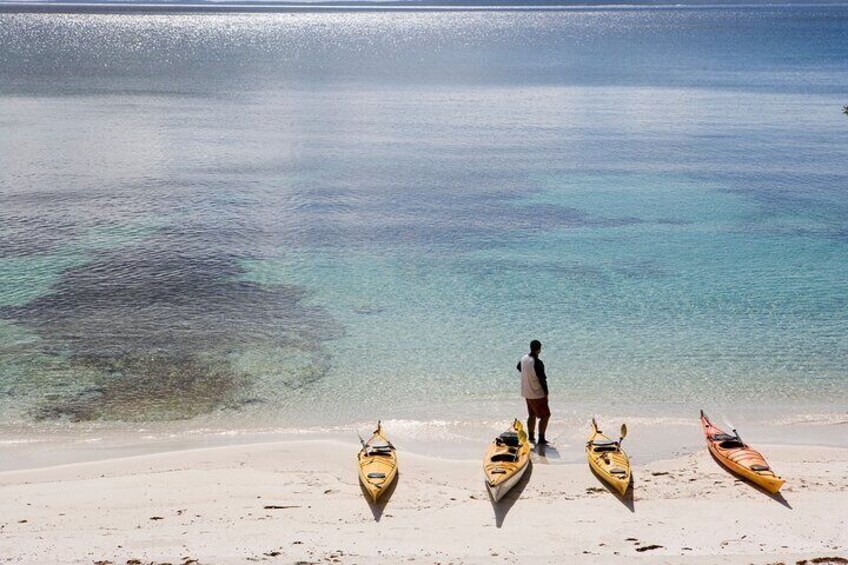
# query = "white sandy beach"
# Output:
<box><xmin>2</xmin><ymin>439</ymin><xmax>846</xmax><ymax>565</ymax></box>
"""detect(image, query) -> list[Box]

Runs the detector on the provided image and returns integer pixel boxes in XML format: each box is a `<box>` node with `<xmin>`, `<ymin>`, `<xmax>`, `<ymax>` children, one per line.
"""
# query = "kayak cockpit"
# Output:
<box><xmin>490</xmin><ymin>449</ymin><xmax>519</xmax><ymax>463</ymax></box>
<box><xmin>496</xmin><ymin>431</ymin><xmax>522</xmax><ymax>447</ymax></box>
<box><xmin>365</xmin><ymin>444</ymin><xmax>394</xmax><ymax>457</ymax></box>
<box><xmin>718</xmin><ymin>440</ymin><xmax>745</xmax><ymax>449</ymax></box>
<box><xmin>590</xmin><ymin>439</ymin><xmax>619</xmax><ymax>453</ymax></box>
<box><xmin>711</xmin><ymin>433</ymin><xmax>745</xmax><ymax>449</ymax></box>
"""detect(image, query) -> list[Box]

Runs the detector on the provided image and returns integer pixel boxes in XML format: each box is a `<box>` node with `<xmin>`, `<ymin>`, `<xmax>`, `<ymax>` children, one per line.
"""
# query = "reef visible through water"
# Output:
<box><xmin>0</xmin><ymin>241</ymin><xmax>342</xmax><ymax>422</ymax></box>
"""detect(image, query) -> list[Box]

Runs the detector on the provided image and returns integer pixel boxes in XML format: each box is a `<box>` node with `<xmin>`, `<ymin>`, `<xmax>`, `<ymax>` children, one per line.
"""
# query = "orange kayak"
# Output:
<box><xmin>700</xmin><ymin>410</ymin><xmax>784</xmax><ymax>494</ymax></box>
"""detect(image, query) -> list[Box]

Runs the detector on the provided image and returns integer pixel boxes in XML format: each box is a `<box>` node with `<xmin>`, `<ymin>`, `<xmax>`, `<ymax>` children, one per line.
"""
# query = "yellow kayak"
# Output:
<box><xmin>484</xmin><ymin>419</ymin><xmax>531</xmax><ymax>502</ymax></box>
<box><xmin>357</xmin><ymin>421</ymin><xmax>398</xmax><ymax>503</ymax></box>
<box><xmin>586</xmin><ymin>418</ymin><xmax>631</xmax><ymax>496</ymax></box>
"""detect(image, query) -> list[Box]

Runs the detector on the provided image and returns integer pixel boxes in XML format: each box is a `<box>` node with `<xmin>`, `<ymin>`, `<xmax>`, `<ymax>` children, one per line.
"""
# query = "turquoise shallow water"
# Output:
<box><xmin>0</xmin><ymin>7</ymin><xmax>846</xmax><ymax>447</ymax></box>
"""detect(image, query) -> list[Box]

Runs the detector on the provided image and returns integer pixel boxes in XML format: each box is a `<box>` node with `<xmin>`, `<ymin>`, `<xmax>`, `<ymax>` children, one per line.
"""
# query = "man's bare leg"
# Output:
<box><xmin>538</xmin><ymin>415</ymin><xmax>550</xmax><ymax>444</ymax></box>
<box><xmin>527</xmin><ymin>415</ymin><xmax>537</xmax><ymax>442</ymax></box>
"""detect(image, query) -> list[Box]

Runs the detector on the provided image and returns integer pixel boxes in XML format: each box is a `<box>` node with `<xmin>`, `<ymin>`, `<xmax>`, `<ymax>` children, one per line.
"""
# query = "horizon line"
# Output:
<box><xmin>2</xmin><ymin>0</ymin><xmax>846</xmax><ymax>9</ymax></box>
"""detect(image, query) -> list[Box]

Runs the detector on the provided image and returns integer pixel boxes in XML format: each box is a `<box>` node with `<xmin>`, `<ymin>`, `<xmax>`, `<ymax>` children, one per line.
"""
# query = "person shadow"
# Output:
<box><xmin>360</xmin><ymin>472</ymin><xmax>400</xmax><ymax>522</ymax></box>
<box><xmin>532</xmin><ymin>443</ymin><xmax>561</xmax><ymax>462</ymax></box>
<box><xmin>708</xmin><ymin>452</ymin><xmax>792</xmax><ymax>509</ymax></box>
<box><xmin>489</xmin><ymin>462</ymin><xmax>533</xmax><ymax>528</ymax></box>
<box><xmin>589</xmin><ymin>466</ymin><xmax>635</xmax><ymax>512</ymax></box>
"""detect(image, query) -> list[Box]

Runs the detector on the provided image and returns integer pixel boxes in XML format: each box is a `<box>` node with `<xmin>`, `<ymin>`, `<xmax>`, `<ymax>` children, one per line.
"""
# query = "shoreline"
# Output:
<box><xmin>2</xmin><ymin>407</ymin><xmax>846</xmax><ymax>472</ymax></box>
<box><xmin>2</xmin><ymin>438</ymin><xmax>846</xmax><ymax>564</ymax></box>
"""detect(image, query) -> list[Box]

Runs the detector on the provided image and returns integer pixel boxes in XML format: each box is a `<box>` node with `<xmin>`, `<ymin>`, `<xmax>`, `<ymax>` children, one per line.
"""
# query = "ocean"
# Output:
<box><xmin>1</xmin><ymin>4</ymin><xmax>847</xmax><ymax>465</ymax></box>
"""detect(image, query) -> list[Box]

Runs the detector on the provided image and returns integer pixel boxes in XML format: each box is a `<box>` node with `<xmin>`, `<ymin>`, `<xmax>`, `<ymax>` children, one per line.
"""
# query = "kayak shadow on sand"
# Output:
<box><xmin>589</xmin><ymin>466</ymin><xmax>635</xmax><ymax>513</ymax></box>
<box><xmin>707</xmin><ymin>452</ymin><xmax>792</xmax><ymax>509</ymax></box>
<box><xmin>489</xmin><ymin>462</ymin><xmax>533</xmax><ymax>528</ymax></box>
<box><xmin>361</xmin><ymin>472</ymin><xmax>399</xmax><ymax>522</ymax></box>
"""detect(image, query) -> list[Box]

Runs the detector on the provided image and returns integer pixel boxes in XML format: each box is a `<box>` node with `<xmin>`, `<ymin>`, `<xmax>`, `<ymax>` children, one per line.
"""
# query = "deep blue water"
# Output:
<box><xmin>0</xmin><ymin>6</ymin><xmax>846</xmax><ymax>439</ymax></box>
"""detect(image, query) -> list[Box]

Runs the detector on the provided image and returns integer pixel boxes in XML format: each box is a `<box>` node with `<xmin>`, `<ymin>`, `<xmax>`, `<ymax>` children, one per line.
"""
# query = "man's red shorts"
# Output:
<box><xmin>525</xmin><ymin>397</ymin><xmax>551</xmax><ymax>419</ymax></box>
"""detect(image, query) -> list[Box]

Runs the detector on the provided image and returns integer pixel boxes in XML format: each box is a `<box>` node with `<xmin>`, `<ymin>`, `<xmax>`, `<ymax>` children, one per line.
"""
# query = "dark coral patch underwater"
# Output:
<box><xmin>0</xmin><ymin>242</ymin><xmax>342</xmax><ymax>422</ymax></box>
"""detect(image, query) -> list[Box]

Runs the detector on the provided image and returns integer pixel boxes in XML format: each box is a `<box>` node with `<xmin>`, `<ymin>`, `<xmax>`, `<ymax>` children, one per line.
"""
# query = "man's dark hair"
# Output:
<box><xmin>530</xmin><ymin>340</ymin><xmax>542</xmax><ymax>353</ymax></box>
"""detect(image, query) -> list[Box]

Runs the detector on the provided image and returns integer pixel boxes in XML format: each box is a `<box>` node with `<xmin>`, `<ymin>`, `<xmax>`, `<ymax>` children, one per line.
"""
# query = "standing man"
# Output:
<box><xmin>517</xmin><ymin>339</ymin><xmax>551</xmax><ymax>445</ymax></box>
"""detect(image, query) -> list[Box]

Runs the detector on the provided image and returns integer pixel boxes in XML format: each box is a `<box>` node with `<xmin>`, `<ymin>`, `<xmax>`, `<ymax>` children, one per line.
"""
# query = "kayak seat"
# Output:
<box><xmin>711</xmin><ymin>433</ymin><xmax>737</xmax><ymax>442</ymax></box>
<box><xmin>750</xmin><ymin>464</ymin><xmax>770</xmax><ymax>472</ymax></box>
<box><xmin>591</xmin><ymin>439</ymin><xmax>618</xmax><ymax>453</ymax></box>
<box><xmin>497</xmin><ymin>432</ymin><xmax>521</xmax><ymax>447</ymax></box>
<box><xmin>592</xmin><ymin>439</ymin><xmax>616</xmax><ymax>447</ymax></box>
<box><xmin>367</xmin><ymin>446</ymin><xmax>394</xmax><ymax>457</ymax></box>
<box><xmin>490</xmin><ymin>452</ymin><xmax>518</xmax><ymax>463</ymax></box>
